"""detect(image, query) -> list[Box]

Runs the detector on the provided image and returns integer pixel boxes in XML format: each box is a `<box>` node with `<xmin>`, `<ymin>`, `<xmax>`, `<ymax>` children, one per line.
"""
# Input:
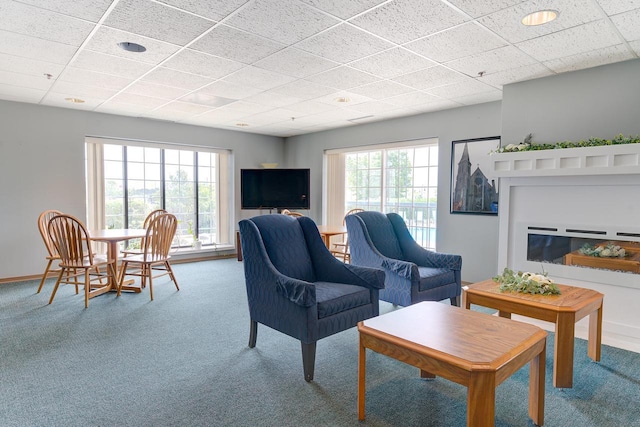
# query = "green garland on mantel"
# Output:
<box><xmin>494</xmin><ymin>133</ymin><xmax>640</xmax><ymax>153</ymax></box>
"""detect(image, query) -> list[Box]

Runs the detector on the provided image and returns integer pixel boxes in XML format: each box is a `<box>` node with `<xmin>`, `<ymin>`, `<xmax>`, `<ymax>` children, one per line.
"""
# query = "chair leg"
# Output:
<box><xmin>450</xmin><ymin>295</ymin><xmax>461</xmax><ymax>307</ymax></box>
<box><xmin>48</xmin><ymin>269</ymin><xmax>65</xmax><ymax>304</ymax></box>
<box><xmin>84</xmin><ymin>269</ymin><xmax>90</xmax><ymax>308</ymax></box>
<box><xmin>37</xmin><ymin>259</ymin><xmax>54</xmax><ymax>293</ymax></box>
<box><xmin>148</xmin><ymin>267</ymin><xmax>154</xmax><ymax>301</ymax></box>
<box><xmin>301</xmin><ymin>341</ymin><xmax>317</xmax><ymax>382</ymax></box>
<box><xmin>165</xmin><ymin>261</ymin><xmax>179</xmax><ymax>290</ymax></box>
<box><xmin>248</xmin><ymin>320</ymin><xmax>257</xmax><ymax>348</ymax></box>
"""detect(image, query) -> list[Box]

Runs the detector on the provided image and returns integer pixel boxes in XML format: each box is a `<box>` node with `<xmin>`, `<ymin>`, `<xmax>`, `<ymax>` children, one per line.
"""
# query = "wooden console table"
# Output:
<box><xmin>463</xmin><ymin>279</ymin><xmax>603</xmax><ymax>388</ymax></box>
<box><xmin>358</xmin><ymin>302</ymin><xmax>547</xmax><ymax>426</ymax></box>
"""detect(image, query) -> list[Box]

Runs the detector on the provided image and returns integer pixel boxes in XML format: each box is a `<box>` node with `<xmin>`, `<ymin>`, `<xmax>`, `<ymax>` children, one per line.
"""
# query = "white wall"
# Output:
<box><xmin>286</xmin><ymin>102</ymin><xmax>503</xmax><ymax>283</ymax></box>
<box><xmin>0</xmin><ymin>100</ymin><xmax>283</xmax><ymax>278</ymax></box>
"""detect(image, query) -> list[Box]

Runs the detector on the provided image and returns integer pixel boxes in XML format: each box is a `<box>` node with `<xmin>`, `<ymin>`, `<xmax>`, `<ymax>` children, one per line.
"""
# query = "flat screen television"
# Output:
<box><xmin>241</xmin><ymin>168</ymin><xmax>310</xmax><ymax>210</ymax></box>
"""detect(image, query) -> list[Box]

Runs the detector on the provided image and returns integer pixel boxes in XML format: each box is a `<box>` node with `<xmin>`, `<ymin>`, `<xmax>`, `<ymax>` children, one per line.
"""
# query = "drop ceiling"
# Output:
<box><xmin>1</xmin><ymin>0</ymin><xmax>638</xmax><ymax>137</ymax></box>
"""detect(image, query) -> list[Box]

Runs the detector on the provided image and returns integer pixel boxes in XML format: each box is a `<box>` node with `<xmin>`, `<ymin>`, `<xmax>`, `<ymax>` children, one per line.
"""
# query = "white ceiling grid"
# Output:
<box><xmin>0</xmin><ymin>0</ymin><xmax>638</xmax><ymax>137</ymax></box>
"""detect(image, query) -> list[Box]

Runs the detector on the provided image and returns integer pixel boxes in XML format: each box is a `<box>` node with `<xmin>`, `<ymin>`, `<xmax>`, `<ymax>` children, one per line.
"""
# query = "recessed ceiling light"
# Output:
<box><xmin>117</xmin><ymin>42</ymin><xmax>146</xmax><ymax>53</ymax></box>
<box><xmin>522</xmin><ymin>10</ymin><xmax>558</xmax><ymax>26</ymax></box>
<box><xmin>335</xmin><ymin>97</ymin><xmax>350</xmax><ymax>103</ymax></box>
<box><xmin>236</xmin><ymin>123</ymin><xmax>249</xmax><ymax>127</ymax></box>
<box><xmin>65</xmin><ymin>97</ymin><xmax>85</xmax><ymax>104</ymax></box>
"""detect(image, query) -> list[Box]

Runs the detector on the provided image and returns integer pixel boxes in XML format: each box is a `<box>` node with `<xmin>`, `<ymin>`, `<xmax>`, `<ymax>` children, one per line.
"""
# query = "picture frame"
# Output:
<box><xmin>450</xmin><ymin>136</ymin><xmax>501</xmax><ymax>215</ymax></box>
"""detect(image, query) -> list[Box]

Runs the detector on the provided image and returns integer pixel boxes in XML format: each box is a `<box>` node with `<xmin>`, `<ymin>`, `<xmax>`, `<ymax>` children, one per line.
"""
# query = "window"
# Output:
<box><xmin>326</xmin><ymin>139</ymin><xmax>438</xmax><ymax>250</ymax></box>
<box><xmin>86</xmin><ymin>137</ymin><xmax>232</xmax><ymax>250</ymax></box>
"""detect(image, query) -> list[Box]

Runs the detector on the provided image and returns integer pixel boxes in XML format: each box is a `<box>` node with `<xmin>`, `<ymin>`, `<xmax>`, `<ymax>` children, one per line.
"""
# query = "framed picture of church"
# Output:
<box><xmin>450</xmin><ymin>136</ymin><xmax>501</xmax><ymax>215</ymax></box>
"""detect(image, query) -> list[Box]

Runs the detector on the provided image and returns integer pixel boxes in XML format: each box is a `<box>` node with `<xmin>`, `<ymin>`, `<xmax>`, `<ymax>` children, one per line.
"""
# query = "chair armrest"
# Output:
<box><xmin>381</xmin><ymin>258</ymin><xmax>418</xmax><ymax>280</ymax></box>
<box><xmin>424</xmin><ymin>251</ymin><xmax>462</xmax><ymax>271</ymax></box>
<box><xmin>342</xmin><ymin>264</ymin><xmax>385</xmax><ymax>289</ymax></box>
<box><xmin>276</xmin><ymin>276</ymin><xmax>316</xmax><ymax>307</ymax></box>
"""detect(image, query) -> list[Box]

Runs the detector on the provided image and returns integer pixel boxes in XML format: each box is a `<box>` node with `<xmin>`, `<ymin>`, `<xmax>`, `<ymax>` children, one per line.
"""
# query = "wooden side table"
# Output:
<box><xmin>358</xmin><ymin>302</ymin><xmax>547</xmax><ymax>427</ymax></box>
<box><xmin>462</xmin><ymin>279</ymin><xmax>603</xmax><ymax>388</ymax></box>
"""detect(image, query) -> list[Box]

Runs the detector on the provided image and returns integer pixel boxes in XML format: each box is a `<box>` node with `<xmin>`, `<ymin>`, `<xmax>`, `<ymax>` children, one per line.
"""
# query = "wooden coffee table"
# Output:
<box><xmin>462</xmin><ymin>279</ymin><xmax>603</xmax><ymax>388</ymax></box>
<box><xmin>358</xmin><ymin>302</ymin><xmax>547</xmax><ymax>427</ymax></box>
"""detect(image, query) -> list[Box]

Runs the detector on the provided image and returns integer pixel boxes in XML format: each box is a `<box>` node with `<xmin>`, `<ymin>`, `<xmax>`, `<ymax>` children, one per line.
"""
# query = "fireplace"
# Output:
<box><xmin>491</xmin><ymin>144</ymin><xmax>640</xmax><ymax>352</ymax></box>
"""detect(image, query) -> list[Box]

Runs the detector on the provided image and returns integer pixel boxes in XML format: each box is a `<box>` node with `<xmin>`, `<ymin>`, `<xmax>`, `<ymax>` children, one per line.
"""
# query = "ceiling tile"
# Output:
<box><xmin>243</xmin><ymin>91</ymin><xmax>303</xmax><ymax>108</ymax></box>
<box><xmin>58</xmin><ymin>67</ymin><xmax>132</xmax><ymax>91</ymax></box>
<box><xmin>384</xmin><ymin>91</ymin><xmax>441</xmax><ymax>107</ymax></box>
<box><xmin>350</xmin><ymin>0</ymin><xmax>468</xmax><ymax>44</ymax></box>
<box><xmin>445</xmin><ymin>0</ymin><xmax>525</xmax><ymax>18</ymax></box>
<box><xmin>0</xmin><ymin>84</ymin><xmax>46</xmax><ymax>102</ymax></box>
<box><xmin>109</xmin><ymin>92</ymin><xmax>170</xmax><ymax>108</ymax></box>
<box><xmin>41</xmin><ymin>94</ymin><xmax>106</xmax><ymax>109</ymax></box>
<box><xmin>0</xmin><ymin>70</ymin><xmax>54</xmax><ymax>91</ymax></box>
<box><xmin>50</xmin><ymin>80</ymin><xmax>119</xmax><ymax>100</ymax></box>
<box><xmin>299</xmin><ymin>0</ymin><xmax>387</xmax><ymax>19</ymax></box>
<box><xmin>305</xmin><ymin>66</ymin><xmax>379</xmax><ymax>89</ymax></box>
<box><xmin>155</xmin><ymin>101</ymin><xmax>213</xmax><ymax>115</ymax></box>
<box><xmin>479</xmin><ymin>0</ymin><xmax>604</xmax><ymax>44</ymax></box>
<box><xmin>178</xmin><ymin>92</ymin><xmax>237</xmax><ymax>108</ymax></box>
<box><xmin>0</xmin><ymin>1</ymin><xmax>94</xmax><ymax>46</ymax></box>
<box><xmin>196</xmin><ymin>80</ymin><xmax>264</xmax><ymax>99</ymax></box>
<box><xmin>222</xmin><ymin>66</ymin><xmax>297</xmax><ymax>91</ymax></box>
<box><xmin>427</xmin><ymin>78</ymin><xmax>496</xmax><ymax>98</ymax></box>
<box><xmin>0</xmin><ymin>30</ymin><xmax>77</xmax><ymax>65</ymax></box>
<box><xmin>95</xmin><ymin>100</ymin><xmax>153</xmax><ymax>115</ymax></box>
<box><xmin>411</xmin><ymin>100</ymin><xmax>460</xmax><ymax>113</ymax></box>
<box><xmin>16</xmin><ymin>0</ymin><xmax>113</xmax><ymax>22</ymax></box>
<box><xmin>349</xmin><ymin>100</ymin><xmax>399</xmax><ymax>115</ymax></box>
<box><xmin>270</xmin><ymin>79</ymin><xmax>336</xmax><ymax>99</ymax></box>
<box><xmin>630</xmin><ymin>39</ymin><xmax>640</xmax><ymax>56</ymax></box>
<box><xmin>195</xmin><ymin>107</ymin><xmax>252</xmax><ymax>122</ymax></box>
<box><xmin>478</xmin><ymin>63</ymin><xmax>553</xmax><ymax>88</ymax></box>
<box><xmin>392</xmin><ymin>66</ymin><xmax>467</xmax><ymax>90</ymax></box>
<box><xmin>451</xmin><ymin>89</ymin><xmax>503</xmax><ymax>105</ymax></box>
<box><xmin>405</xmin><ymin>22</ymin><xmax>507</xmax><ymax>63</ymax></box>
<box><xmin>610</xmin><ymin>8</ymin><xmax>640</xmax><ymax>41</ymax></box>
<box><xmin>349</xmin><ymin>80</ymin><xmax>414</xmax><ymax>99</ymax></box>
<box><xmin>104</xmin><ymin>0</ymin><xmax>214</xmax><ymax>46</ymax></box>
<box><xmin>0</xmin><ymin>53</ymin><xmax>65</xmax><ymax>78</ymax></box>
<box><xmin>296</xmin><ymin>24</ymin><xmax>394</xmax><ymax>63</ymax></box>
<box><xmin>284</xmin><ymin>99</ymin><xmax>335</xmax><ymax>115</ymax></box>
<box><xmin>253</xmin><ymin>48</ymin><xmax>337</xmax><ymax>78</ymax></box>
<box><xmin>516</xmin><ymin>20</ymin><xmax>622</xmax><ymax>62</ymax></box>
<box><xmin>596</xmin><ymin>0</ymin><xmax>640</xmax><ymax>16</ymax></box>
<box><xmin>314</xmin><ymin>90</ymin><xmax>373</xmax><ymax>106</ymax></box>
<box><xmin>225</xmin><ymin>0</ymin><xmax>339</xmax><ymax>45</ymax></box>
<box><xmin>157</xmin><ymin>0</ymin><xmax>248</xmax><ymax>21</ymax></box>
<box><xmin>190</xmin><ymin>25</ymin><xmax>285</xmax><ymax>64</ymax></box>
<box><xmin>84</xmin><ymin>26</ymin><xmax>181</xmax><ymax>65</ymax></box>
<box><xmin>163</xmin><ymin>49</ymin><xmax>244</xmax><ymax>79</ymax></box>
<box><xmin>124</xmin><ymin>81</ymin><xmax>191</xmax><ymax>100</ymax></box>
<box><xmin>543</xmin><ymin>44</ymin><xmax>635</xmax><ymax>74</ymax></box>
<box><xmin>213</xmin><ymin>101</ymin><xmax>272</xmax><ymax>115</ymax></box>
<box><xmin>141</xmin><ymin>67</ymin><xmax>214</xmax><ymax>90</ymax></box>
<box><xmin>446</xmin><ymin>45</ymin><xmax>538</xmax><ymax>77</ymax></box>
<box><xmin>72</xmin><ymin>50</ymin><xmax>154</xmax><ymax>79</ymax></box>
<box><xmin>349</xmin><ymin>47</ymin><xmax>435</xmax><ymax>79</ymax></box>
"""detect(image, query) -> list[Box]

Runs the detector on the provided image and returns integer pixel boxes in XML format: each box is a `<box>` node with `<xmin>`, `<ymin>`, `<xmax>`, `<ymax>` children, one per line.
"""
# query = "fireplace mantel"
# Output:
<box><xmin>490</xmin><ymin>143</ymin><xmax>640</xmax><ymax>178</ymax></box>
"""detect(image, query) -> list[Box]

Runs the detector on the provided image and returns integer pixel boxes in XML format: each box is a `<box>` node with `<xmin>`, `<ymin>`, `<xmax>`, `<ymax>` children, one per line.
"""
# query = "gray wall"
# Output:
<box><xmin>502</xmin><ymin>59</ymin><xmax>640</xmax><ymax>144</ymax></box>
<box><xmin>0</xmin><ymin>100</ymin><xmax>283</xmax><ymax>278</ymax></box>
<box><xmin>286</xmin><ymin>102</ymin><xmax>503</xmax><ymax>283</ymax></box>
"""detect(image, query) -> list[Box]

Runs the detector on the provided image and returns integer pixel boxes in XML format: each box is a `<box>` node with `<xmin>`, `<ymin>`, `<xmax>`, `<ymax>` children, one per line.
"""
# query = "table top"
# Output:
<box><xmin>359</xmin><ymin>302</ymin><xmax>546</xmax><ymax>367</ymax></box>
<box><xmin>88</xmin><ymin>228</ymin><xmax>146</xmax><ymax>241</ymax></box>
<box><xmin>317</xmin><ymin>225</ymin><xmax>347</xmax><ymax>235</ymax></box>
<box><xmin>465</xmin><ymin>279</ymin><xmax>604</xmax><ymax>311</ymax></box>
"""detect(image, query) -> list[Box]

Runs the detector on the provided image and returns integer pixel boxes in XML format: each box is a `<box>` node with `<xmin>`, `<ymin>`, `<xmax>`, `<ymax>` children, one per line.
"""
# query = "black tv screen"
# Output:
<box><xmin>241</xmin><ymin>168</ymin><xmax>310</xmax><ymax>210</ymax></box>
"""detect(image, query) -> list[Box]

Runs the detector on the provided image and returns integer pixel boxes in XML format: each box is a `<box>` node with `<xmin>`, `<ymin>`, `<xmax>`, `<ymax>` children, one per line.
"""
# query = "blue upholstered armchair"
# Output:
<box><xmin>238</xmin><ymin>214</ymin><xmax>385</xmax><ymax>382</ymax></box>
<box><xmin>346</xmin><ymin>211</ymin><xmax>461</xmax><ymax>307</ymax></box>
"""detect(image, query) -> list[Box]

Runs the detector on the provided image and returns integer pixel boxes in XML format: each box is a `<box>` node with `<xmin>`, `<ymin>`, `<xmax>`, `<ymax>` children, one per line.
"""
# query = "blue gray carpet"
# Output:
<box><xmin>1</xmin><ymin>258</ymin><xmax>639</xmax><ymax>426</ymax></box>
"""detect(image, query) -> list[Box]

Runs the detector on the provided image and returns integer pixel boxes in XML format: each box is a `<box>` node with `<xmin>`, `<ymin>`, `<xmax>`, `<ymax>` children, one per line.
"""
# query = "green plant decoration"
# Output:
<box><xmin>493</xmin><ymin>134</ymin><xmax>640</xmax><ymax>154</ymax></box>
<box><xmin>493</xmin><ymin>267</ymin><xmax>561</xmax><ymax>296</ymax></box>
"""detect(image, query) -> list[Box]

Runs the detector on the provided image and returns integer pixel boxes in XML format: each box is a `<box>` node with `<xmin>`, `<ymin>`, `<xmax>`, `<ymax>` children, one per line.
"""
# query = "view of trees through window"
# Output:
<box><xmin>103</xmin><ymin>144</ymin><xmax>218</xmax><ymax>249</ymax></box>
<box><xmin>345</xmin><ymin>145</ymin><xmax>438</xmax><ymax>250</ymax></box>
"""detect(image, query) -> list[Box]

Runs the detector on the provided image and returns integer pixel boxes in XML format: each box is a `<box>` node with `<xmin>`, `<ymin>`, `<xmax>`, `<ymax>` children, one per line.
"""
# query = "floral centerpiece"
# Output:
<box><xmin>578</xmin><ymin>243</ymin><xmax>626</xmax><ymax>258</ymax></box>
<box><xmin>493</xmin><ymin>268</ymin><xmax>561</xmax><ymax>296</ymax></box>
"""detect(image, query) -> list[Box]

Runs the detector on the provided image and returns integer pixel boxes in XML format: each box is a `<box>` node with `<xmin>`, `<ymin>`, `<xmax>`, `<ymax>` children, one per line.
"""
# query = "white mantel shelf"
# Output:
<box><xmin>490</xmin><ymin>143</ymin><xmax>640</xmax><ymax>177</ymax></box>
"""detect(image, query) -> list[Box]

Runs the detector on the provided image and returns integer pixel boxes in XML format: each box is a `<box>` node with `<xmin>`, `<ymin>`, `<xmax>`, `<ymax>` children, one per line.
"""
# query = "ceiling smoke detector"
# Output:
<box><xmin>117</xmin><ymin>42</ymin><xmax>146</xmax><ymax>53</ymax></box>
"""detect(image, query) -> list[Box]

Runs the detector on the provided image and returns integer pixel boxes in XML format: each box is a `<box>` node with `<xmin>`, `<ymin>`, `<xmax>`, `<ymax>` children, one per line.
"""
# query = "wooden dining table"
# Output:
<box><xmin>89</xmin><ymin>228</ymin><xmax>146</xmax><ymax>293</ymax></box>
<box><xmin>317</xmin><ymin>225</ymin><xmax>347</xmax><ymax>248</ymax></box>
